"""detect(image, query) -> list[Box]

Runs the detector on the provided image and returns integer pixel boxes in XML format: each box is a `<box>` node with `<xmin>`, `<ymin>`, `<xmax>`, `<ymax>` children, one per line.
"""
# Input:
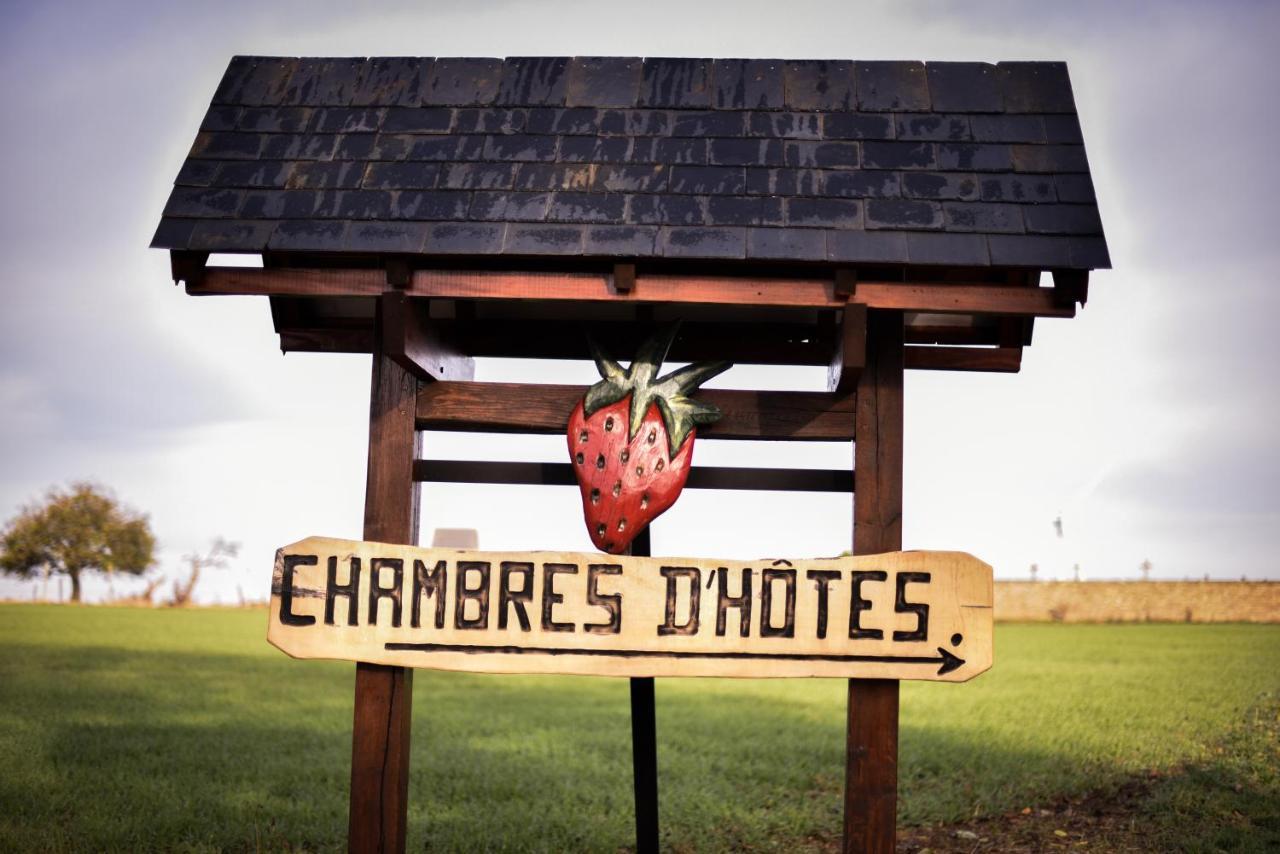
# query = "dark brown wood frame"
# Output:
<box><xmin>181</xmin><ymin>256</ymin><xmax>1081</xmax><ymax>853</ymax></box>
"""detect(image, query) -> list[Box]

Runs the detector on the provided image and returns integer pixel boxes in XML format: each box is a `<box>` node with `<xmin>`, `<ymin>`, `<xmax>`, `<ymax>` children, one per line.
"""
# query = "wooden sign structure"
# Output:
<box><xmin>271</xmin><ymin>537</ymin><xmax>993</xmax><ymax>681</ymax></box>
<box><xmin>154</xmin><ymin>54</ymin><xmax>1110</xmax><ymax>854</ymax></box>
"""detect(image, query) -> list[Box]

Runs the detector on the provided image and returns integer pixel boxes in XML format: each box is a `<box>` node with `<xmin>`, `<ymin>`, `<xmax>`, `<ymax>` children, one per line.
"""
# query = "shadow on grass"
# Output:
<box><xmin>3</xmin><ymin>644</ymin><xmax>1098</xmax><ymax>852</ymax></box>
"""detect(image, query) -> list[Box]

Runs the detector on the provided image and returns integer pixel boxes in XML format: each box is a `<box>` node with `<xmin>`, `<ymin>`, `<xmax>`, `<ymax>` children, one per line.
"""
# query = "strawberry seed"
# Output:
<box><xmin>596</xmin><ymin>523</ymin><xmax>606</xmax><ymax>537</ymax></box>
<box><xmin>575</xmin><ymin>452</ymin><xmax>584</xmax><ymax>465</ymax></box>
<box><xmin>612</xmin><ymin>481</ymin><xmax>621</xmax><ymax>497</ymax></box>
<box><xmin>617</xmin><ymin>519</ymin><xmax>627</xmax><ymax>532</ymax></box>
<box><xmin>579</xmin><ymin>430</ymin><xmax>589</xmax><ymax>443</ymax></box>
<box><xmin>655</xmin><ymin>459</ymin><xmax>665</xmax><ymax>471</ymax></box>
<box><xmin>641</xmin><ymin>494</ymin><xmax>650</xmax><ymax>509</ymax></box>
<box><xmin>647</xmin><ymin>429</ymin><xmax>656</xmax><ymax>444</ymax></box>
<box><xmin>605</xmin><ymin>417</ymin><xmax>614</xmax><ymax>432</ymax></box>
<box><xmin>635</xmin><ymin>465</ymin><xmax>644</xmax><ymax>476</ymax></box>
<box><xmin>620</xmin><ymin>449</ymin><xmax>630</xmax><ymax>463</ymax></box>
<box><xmin>596</xmin><ymin>454</ymin><xmax>606</xmax><ymax>470</ymax></box>
<box><xmin>590</xmin><ymin>488</ymin><xmax>600</xmax><ymax>504</ymax></box>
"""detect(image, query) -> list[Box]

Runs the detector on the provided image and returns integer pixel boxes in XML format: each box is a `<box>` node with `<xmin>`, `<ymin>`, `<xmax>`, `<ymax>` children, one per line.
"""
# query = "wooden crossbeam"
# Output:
<box><xmin>414</xmin><ymin>460</ymin><xmax>853</xmax><ymax>492</ymax></box>
<box><xmin>192</xmin><ymin>267</ymin><xmax>1076</xmax><ymax>318</ymax></box>
<box><xmin>416</xmin><ymin>382</ymin><xmax>857</xmax><ymax>442</ymax></box>
<box><xmin>904</xmin><ymin>346</ymin><xmax>1022</xmax><ymax>373</ymax></box>
<box><xmin>381</xmin><ymin>291</ymin><xmax>474</xmax><ymax>382</ymax></box>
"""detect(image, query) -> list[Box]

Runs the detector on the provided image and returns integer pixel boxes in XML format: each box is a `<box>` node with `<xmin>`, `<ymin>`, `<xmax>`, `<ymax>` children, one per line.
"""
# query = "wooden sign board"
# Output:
<box><xmin>269</xmin><ymin>537</ymin><xmax>993</xmax><ymax>682</ymax></box>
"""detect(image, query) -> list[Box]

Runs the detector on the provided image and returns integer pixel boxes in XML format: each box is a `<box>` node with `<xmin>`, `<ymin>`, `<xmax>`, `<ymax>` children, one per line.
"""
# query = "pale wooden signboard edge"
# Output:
<box><xmin>268</xmin><ymin>536</ymin><xmax>994</xmax><ymax>683</ymax></box>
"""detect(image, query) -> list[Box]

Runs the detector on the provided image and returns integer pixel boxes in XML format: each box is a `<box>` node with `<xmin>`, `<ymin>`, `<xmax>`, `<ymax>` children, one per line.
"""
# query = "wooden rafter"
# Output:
<box><xmin>191</xmin><ymin>267</ymin><xmax>1076</xmax><ymax>318</ymax></box>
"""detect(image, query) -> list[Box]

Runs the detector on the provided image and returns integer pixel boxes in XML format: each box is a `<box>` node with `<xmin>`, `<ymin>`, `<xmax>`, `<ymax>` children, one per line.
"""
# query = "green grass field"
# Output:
<box><xmin>0</xmin><ymin>605</ymin><xmax>1276</xmax><ymax>852</ymax></box>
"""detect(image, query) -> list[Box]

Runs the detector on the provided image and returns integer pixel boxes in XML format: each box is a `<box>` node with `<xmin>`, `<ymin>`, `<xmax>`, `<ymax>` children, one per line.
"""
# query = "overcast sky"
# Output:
<box><xmin>2</xmin><ymin>0</ymin><xmax>1277</xmax><ymax>603</ymax></box>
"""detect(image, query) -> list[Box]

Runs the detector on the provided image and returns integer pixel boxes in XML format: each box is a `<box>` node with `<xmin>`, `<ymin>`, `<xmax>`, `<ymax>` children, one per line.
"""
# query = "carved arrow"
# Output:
<box><xmin>385</xmin><ymin>642</ymin><xmax>966</xmax><ymax>675</ymax></box>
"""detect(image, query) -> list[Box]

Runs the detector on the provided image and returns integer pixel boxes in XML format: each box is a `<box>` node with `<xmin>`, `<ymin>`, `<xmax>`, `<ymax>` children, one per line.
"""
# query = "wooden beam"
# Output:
<box><xmin>170</xmin><ymin>250</ymin><xmax>208</xmax><ymax>285</ymax></box>
<box><xmin>279</xmin><ymin>326</ymin><xmax>372</xmax><ymax>354</ymax></box>
<box><xmin>193</xmin><ymin>267</ymin><xmax>1077</xmax><ymax>317</ymax></box>
<box><xmin>385</xmin><ymin>258</ymin><xmax>413</xmax><ymax>289</ymax></box>
<box><xmin>828</xmin><ymin>304</ymin><xmax>867</xmax><ymax>393</ymax></box>
<box><xmin>844</xmin><ymin>309</ymin><xmax>904</xmax><ymax>854</ymax></box>
<box><xmin>413</xmin><ymin>459</ymin><xmax>853</xmax><ymax>492</ymax></box>
<box><xmin>415</xmin><ymin>382</ymin><xmax>856</xmax><ymax>442</ymax></box>
<box><xmin>1051</xmin><ymin>269</ymin><xmax>1089</xmax><ymax>307</ymax></box>
<box><xmin>904</xmin><ymin>346</ymin><xmax>1022</xmax><ymax>373</ymax></box>
<box><xmin>381</xmin><ymin>291</ymin><xmax>475</xmax><ymax>382</ymax></box>
<box><xmin>434</xmin><ymin>319</ymin><xmax>832</xmax><ymax>366</ymax></box>
<box><xmin>349</xmin><ymin>301</ymin><xmax>422</xmax><ymax>854</ymax></box>
<box><xmin>612</xmin><ymin>262</ymin><xmax>636</xmax><ymax>294</ymax></box>
<box><xmin>834</xmin><ymin>268</ymin><xmax>858</xmax><ymax>300</ymax></box>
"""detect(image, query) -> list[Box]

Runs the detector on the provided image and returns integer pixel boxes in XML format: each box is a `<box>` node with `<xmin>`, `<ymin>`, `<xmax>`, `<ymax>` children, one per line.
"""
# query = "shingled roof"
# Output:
<box><xmin>152</xmin><ymin>56</ymin><xmax>1109</xmax><ymax>270</ymax></box>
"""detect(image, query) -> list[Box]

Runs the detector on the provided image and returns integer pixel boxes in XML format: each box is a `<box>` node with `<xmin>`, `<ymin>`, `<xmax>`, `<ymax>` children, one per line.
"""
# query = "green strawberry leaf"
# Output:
<box><xmin>582</xmin><ymin>323</ymin><xmax>732</xmax><ymax>455</ymax></box>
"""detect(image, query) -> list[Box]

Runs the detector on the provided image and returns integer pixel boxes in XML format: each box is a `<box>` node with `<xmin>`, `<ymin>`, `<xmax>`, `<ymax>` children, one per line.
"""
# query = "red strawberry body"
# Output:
<box><xmin>567</xmin><ymin>325</ymin><xmax>730</xmax><ymax>554</ymax></box>
<box><xmin>568</xmin><ymin>398</ymin><xmax>695</xmax><ymax>553</ymax></box>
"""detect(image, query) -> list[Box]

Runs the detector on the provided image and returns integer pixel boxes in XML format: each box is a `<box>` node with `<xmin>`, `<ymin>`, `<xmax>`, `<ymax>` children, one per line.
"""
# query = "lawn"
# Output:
<box><xmin>0</xmin><ymin>605</ymin><xmax>1276</xmax><ymax>852</ymax></box>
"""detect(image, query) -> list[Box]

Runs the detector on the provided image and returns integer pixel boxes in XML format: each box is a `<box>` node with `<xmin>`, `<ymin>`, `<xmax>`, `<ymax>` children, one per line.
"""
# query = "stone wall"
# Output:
<box><xmin>994</xmin><ymin>581</ymin><xmax>1280</xmax><ymax>623</ymax></box>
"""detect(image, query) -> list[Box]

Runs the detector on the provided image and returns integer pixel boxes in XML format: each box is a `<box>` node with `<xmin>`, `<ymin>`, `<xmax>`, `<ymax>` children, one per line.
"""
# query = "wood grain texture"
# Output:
<box><xmin>268</xmin><ymin>537</ymin><xmax>993</xmax><ymax>681</ymax></box>
<box><xmin>903</xmin><ymin>345</ymin><xmax>1022</xmax><ymax>373</ymax></box>
<box><xmin>192</xmin><ymin>267</ymin><xmax>1075</xmax><ymax>317</ymax></box>
<box><xmin>845</xmin><ymin>309</ymin><xmax>906</xmax><ymax>854</ymax></box>
<box><xmin>412</xmin><ymin>460</ymin><xmax>853</xmax><ymax>493</ymax></box>
<box><xmin>416</xmin><ymin>382</ymin><xmax>857</xmax><ymax>442</ymax></box>
<box><xmin>381</xmin><ymin>291</ymin><xmax>475</xmax><ymax>382</ymax></box>
<box><xmin>348</xmin><ymin>302</ymin><xmax>422</xmax><ymax>854</ymax></box>
<box><xmin>828</xmin><ymin>305</ymin><xmax>867</xmax><ymax>393</ymax></box>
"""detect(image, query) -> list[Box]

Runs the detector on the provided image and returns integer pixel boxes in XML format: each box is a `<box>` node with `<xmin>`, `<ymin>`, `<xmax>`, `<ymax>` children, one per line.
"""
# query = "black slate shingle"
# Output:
<box><xmin>281</xmin><ymin>58</ymin><xmax>364</xmax><ymax>106</ymax></box>
<box><xmin>711</xmin><ymin>59</ymin><xmax>784</xmax><ymax>110</ymax></box>
<box><xmin>344</xmin><ymin>221</ymin><xmax>429</xmax><ymax>253</ymax></box>
<box><xmin>906</xmin><ymin>232</ymin><xmax>989</xmax><ymax>265</ymax></box>
<box><xmin>351</xmin><ymin>58</ymin><xmax>432</xmax><ymax>107</ymax></box>
<box><xmin>999</xmin><ymin>62</ymin><xmax>1076</xmax><ymax>113</ymax></box>
<box><xmin>857</xmin><ymin>62</ymin><xmax>929</xmax><ymax>111</ymax></box>
<box><xmin>827</xmin><ymin>229</ymin><xmax>908</xmax><ymax>263</ymax></box>
<box><xmin>640</xmin><ymin>59</ymin><xmax>711</xmax><ymax>108</ymax></box>
<box><xmin>583</xmin><ymin>225</ymin><xmax>659</xmax><ymax>256</ymax></box>
<box><xmin>158</xmin><ymin>54</ymin><xmax>1110</xmax><ymax>269</ymax></box>
<box><xmin>497</xmin><ymin>57</ymin><xmax>569</xmax><ymax>106</ymax></box>
<box><xmin>423</xmin><ymin>58</ymin><xmax>502</xmax><ymax>106</ymax></box>
<box><xmin>784</xmin><ymin>61</ymin><xmax>855</xmax><ymax>111</ymax></box>
<box><xmin>661</xmin><ymin>226</ymin><xmax>746</xmax><ymax>259</ymax></box>
<box><xmin>268</xmin><ymin>220</ymin><xmax>348</xmax><ymax>251</ymax></box>
<box><xmin>748</xmin><ymin>227</ymin><xmax>827</xmax><ymax>261</ymax></box>
<box><xmin>925</xmin><ymin>63</ymin><xmax>1001</xmax><ymax>113</ymax></box>
<box><xmin>566</xmin><ymin>58</ymin><xmax>641</xmax><ymax>107</ymax></box>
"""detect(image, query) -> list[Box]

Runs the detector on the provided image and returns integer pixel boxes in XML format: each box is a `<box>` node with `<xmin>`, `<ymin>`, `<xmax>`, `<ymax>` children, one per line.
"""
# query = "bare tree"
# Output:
<box><xmin>1140</xmin><ymin>559</ymin><xmax>1152</xmax><ymax>582</ymax></box>
<box><xmin>170</xmin><ymin>538</ymin><xmax>239</xmax><ymax>606</ymax></box>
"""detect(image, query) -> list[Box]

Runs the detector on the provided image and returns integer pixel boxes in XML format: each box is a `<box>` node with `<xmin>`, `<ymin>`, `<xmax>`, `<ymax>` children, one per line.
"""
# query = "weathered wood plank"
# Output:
<box><xmin>412</xmin><ymin>459</ymin><xmax>854</xmax><ymax>492</ymax></box>
<box><xmin>381</xmin><ymin>291</ymin><xmax>475</xmax><ymax>382</ymax></box>
<box><xmin>845</xmin><ymin>309</ymin><xmax>906</xmax><ymax>854</ymax></box>
<box><xmin>416</xmin><ymin>382</ymin><xmax>856</xmax><ymax>442</ymax></box>
<box><xmin>828</xmin><ymin>305</ymin><xmax>867</xmax><ymax>393</ymax></box>
<box><xmin>269</xmin><ymin>536</ymin><xmax>994</xmax><ymax>682</ymax></box>
<box><xmin>349</xmin><ymin>303</ymin><xmax>421</xmax><ymax>854</ymax></box>
<box><xmin>904</xmin><ymin>346</ymin><xmax>1022</xmax><ymax>373</ymax></box>
<box><xmin>193</xmin><ymin>267</ymin><xmax>1076</xmax><ymax>317</ymax></box>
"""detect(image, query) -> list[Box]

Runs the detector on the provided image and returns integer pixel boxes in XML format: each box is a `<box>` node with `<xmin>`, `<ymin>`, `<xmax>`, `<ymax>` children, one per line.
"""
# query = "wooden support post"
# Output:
<box><xmin>828</xmin><ymin>304</ymin><xmax>867</xmax><ymax>393</ymax></box>
<box><xmin>349</xmin><ymin>294</ymin><xmax>423</xmax><ymax>854</ymax></box>
<box><xmin>628</xmin><ymin>526</ymin><xmax>659</xmax><ymax>854</ymax></box>
<box><xmin>843</xmin><ymin>309</ymin><xmax>904</xmax><ymax>854</ymax></box>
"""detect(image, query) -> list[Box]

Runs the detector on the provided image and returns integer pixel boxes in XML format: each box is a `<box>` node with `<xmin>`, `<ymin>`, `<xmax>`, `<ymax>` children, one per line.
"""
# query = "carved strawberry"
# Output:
<box><xmin>568</xmin><ymin>326</ymin><xmax>731</xmax><ymax>554</ymax></box>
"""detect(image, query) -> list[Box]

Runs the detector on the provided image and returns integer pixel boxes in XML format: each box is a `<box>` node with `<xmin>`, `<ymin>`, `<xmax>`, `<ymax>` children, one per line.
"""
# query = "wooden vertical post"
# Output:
<box><xmin>349</xmin><ymin>294</ymin><xmax>422</xmax><ymax>854</ymax></box>
<box><xmin>843</xmin><ymin>309</ymin><xmax>904</xmax><ymax>854</ymax></box>
<box><xmin>628</xmin><ymin>526</ymin><xmax>659</xmax><ymax>854</ymax></box>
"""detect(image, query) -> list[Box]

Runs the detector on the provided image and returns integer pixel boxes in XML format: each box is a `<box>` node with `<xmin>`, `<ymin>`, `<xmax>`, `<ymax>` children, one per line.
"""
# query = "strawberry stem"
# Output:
<box><xmin>583</xmin><ymin>324</ymin><xmax>732</xmax><ymax>455</ymax></box>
